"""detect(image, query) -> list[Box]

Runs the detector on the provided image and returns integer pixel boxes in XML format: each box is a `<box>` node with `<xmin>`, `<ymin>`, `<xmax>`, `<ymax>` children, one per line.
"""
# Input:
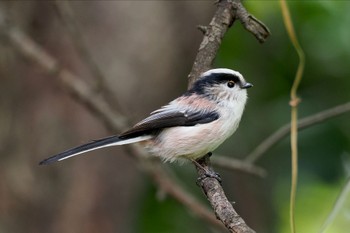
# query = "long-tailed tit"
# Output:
<box><xmin>39</xmin><ymin>68</ymin><xmax>252</xmax><ymax>165</ymax></box>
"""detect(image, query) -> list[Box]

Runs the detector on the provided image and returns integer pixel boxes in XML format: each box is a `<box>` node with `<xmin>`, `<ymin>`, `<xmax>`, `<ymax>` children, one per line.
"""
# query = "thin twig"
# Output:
<box><xmin>3</xmin><ymin>25</ymin><xmax>128</xmax><ymax>131</ymax></box>
<box><xmin>245</xmin><ymin>101</ymin><xmax>350</xmax><ymax>163</ymax></box>
<box><xmin>54</xmin><ymin>1</ymin><xmax>105</xmax><ymax>87</ymax></box>
<box><xmin>211</xmin><ymin>155</ymin><xmax>267</xmax><ymax>178</ymax></box>
<box><xmin>53</xmin><ymin>1</ymin><xmax>121</xmax><ymax>108</ymax></box>
<box><xmin>232</xmin><ymin>0</ymin><xmax>270</xmax><ymax>43</ymax></box>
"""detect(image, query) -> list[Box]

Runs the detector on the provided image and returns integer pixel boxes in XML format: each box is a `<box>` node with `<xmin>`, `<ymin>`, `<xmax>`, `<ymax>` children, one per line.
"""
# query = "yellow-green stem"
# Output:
<box><xmin>290</xmin><ymin>107</ymin><xmax>298</xmax><ymax>233</ymax></box>
<box><xmin>279</xmin><ymin>1</ymin><xmax>305</xmax><ymax>233</ymax></box>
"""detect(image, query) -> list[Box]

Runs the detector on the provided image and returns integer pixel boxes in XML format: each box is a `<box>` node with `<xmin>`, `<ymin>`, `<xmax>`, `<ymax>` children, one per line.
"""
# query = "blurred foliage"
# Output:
<box><xmin>275</xmin><ymin>176</ymin><xmax>350</xmax><ymax>233</ymax></box>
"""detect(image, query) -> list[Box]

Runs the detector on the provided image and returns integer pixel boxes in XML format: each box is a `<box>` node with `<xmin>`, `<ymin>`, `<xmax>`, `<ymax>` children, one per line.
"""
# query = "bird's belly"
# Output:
<box><xmin>145</xmin><ymin>118</ymin><xmax>238</xmax><ymax>162</ymax></box>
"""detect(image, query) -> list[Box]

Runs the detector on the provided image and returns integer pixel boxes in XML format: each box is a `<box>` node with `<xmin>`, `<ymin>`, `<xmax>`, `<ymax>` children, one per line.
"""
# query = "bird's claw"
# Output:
<box><xmin>196</xmin><ymin>171</ymin><xmax>222</xmax><ymax>186</ymax></box>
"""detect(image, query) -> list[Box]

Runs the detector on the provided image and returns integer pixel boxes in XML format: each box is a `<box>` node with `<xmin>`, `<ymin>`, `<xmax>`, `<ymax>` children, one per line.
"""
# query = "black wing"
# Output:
<box><xmin>119</xmin><ymin>107</ymin><xmax>219</xmax><ymax>139</ymax></box>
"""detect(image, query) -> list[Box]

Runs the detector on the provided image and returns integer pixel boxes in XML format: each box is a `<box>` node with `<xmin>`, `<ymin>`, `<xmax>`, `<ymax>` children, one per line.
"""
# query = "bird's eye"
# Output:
<box><xmin>227</xmin><ymin>81</ymin><xmax>235</xmax><ymax>88</ymax></box>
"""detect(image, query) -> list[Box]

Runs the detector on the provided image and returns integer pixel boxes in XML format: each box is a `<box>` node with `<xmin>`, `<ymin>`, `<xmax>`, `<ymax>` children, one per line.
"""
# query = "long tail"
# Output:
<box><xmin>39</xmin><ymin>135</ymin><xmax>152</xmax><ymax>165</ymax></box>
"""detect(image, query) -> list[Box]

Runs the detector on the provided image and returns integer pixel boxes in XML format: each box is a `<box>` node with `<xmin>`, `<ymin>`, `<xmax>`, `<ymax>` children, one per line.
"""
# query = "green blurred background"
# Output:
<box><xmin>0</xmin><ymin>1</ymin><xmax>349</xmax><ymax>233</ymax></box>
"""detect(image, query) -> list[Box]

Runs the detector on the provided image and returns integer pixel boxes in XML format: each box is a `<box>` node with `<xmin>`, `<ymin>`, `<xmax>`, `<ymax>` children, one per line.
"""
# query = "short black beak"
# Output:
<box><xmin>241</xmin><ymin>82</ymin><xmax>253</xmax><ymax>89</ymax></box>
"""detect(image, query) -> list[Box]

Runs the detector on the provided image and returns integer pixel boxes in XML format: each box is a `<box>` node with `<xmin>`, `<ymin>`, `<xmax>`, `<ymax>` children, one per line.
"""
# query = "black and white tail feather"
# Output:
<box><xmin>38</xmin><ymin>135</ymin><xmax>151</xmax><ymax>165</ymax></box>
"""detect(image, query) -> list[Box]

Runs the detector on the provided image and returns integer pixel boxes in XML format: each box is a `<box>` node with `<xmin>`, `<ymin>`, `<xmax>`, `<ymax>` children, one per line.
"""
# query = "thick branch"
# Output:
<box><xmin>188</xmin><ymin>0</ymin><xmax>235</xmax><ymax>87</ymax></box>
<box><xmin>189</xmin><ymin>0</ymin><xmax>269</xmax><ymax>232</ymax></box>
<box><xmin>196</xmin><ymin>155</ymin><xmax>255</xmax><ymax>233</ymax></box>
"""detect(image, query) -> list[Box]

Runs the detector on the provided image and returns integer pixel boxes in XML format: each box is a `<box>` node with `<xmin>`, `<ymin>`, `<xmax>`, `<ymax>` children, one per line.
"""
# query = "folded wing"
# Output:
<box><xmin>120</xmin><ymin>106</ymin><xmax>219</xmax><ymax>139</ymax></box>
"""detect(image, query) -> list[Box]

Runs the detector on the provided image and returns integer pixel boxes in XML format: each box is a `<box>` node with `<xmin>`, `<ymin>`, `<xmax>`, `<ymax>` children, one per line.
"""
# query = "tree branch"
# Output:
<box><xmin>195</xmin><ymin>155</ymin><xmax>255</xmax><ymax>233</ymax></box>
<box><xmin>53</xmin><ymin>1</ymin><xmax>120</xmax><ymax>109</ymax></box>
<box><xmin>211</xmin><ymin>155</ymin><xmax>267</xmax><ymax>178</ymax></box>
<box><xmin>188</xmin><ymin>0</ymin><xmax>235</xmax><ymax>87</ymax></box>
<box><xmin>2</xmin><ymin>23</ymin><xmax>128</xmax><ymax>131</ymax></box>
<box><xmin>233</xmin><ymin>0</ymin><xmax>270</xmax><ymax>43</ymax></box>
<box><xmin>53</xmin><ymin>1</ymin><xmax>106</xmax><ymax>89</ymax></box>
<box><xmin>188</xmin><ymin>0</ymin><xmax>269</xmax><ymax>232</ymax></box>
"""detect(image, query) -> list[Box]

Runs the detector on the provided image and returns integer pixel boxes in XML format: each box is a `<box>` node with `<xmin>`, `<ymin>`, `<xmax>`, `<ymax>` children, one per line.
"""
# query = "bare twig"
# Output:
<box><xmin>0</xmin><ymin>22</ymin><xmax>128</xmax><ymax>131</ymax></box>
<box><xmin>245</xmin><ymin>101</ymin><xmax>350</xmax><ymax>163</ymax></box>
<box><xmin>232</xmin><ymin>0</ymin><xmax>270</xmax><ymax>43</ymax></box>
<box><xmin>53</xmin><ymin>1</ymin><xmax>120</xmax><ymax>108</ymax></box>
<box><xmin>212</xmin><ymin>155</ymin><xmax>267</xmax><ymax>178</ymax></box>
<box><xmin>54</xmin><ymin>1</ymin><xmax>105</xmax><ymax>86</ymax></box>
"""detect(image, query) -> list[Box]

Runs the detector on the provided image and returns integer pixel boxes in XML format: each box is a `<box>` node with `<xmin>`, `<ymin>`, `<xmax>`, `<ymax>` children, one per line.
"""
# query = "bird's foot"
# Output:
<box><xmin>192</xmin><ymin>154</ymin><xmax>222</xmax><ymax>185</ymax></box>
<box><xmin>196</xmin><ymin>171</ymin><xmax>222</xmax><ymax>185</ymax></box>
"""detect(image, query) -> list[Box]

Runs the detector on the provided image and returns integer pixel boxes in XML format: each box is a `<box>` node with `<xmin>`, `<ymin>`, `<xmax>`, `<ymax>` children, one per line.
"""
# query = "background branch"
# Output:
<box><xmin>53</xmin><ymin>1</ymin><xmax>120</xmax><ymax>109</ymax></box>
<box><xmin>245</xmin><ymin>101</ymin><xmax>350</xmax><ymax>163</ymax></box>
<box><xmin>54</xmin><ymin>1</ymin><xmax>106</xmax><ymax>89</ymax></box>
<box><xmin>212</xmin><ymin>155</ymin><xmax>267</xmax><ymax>177</ymax></box>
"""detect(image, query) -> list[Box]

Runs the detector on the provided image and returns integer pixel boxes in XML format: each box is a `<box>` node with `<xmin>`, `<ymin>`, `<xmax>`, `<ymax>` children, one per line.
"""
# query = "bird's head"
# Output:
<box><xmin>188</xmin><ymin>68</ymin><xmax>253</xmax><ymax>103</ymax></box>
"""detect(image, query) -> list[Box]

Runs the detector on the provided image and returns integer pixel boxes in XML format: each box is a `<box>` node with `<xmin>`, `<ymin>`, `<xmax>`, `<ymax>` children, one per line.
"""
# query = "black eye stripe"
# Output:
<box><xmin>185</xmin><ymin>72</ymin><xmax>242</xmax><ymax>95</ymax></box>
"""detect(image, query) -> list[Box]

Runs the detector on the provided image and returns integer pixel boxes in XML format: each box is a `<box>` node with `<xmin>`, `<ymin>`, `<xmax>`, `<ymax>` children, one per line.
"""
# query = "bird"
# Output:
<box><xmin>39</xmin><ymin>68</ymin><xmax>252</xmax><ymax>166</ymax></box>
